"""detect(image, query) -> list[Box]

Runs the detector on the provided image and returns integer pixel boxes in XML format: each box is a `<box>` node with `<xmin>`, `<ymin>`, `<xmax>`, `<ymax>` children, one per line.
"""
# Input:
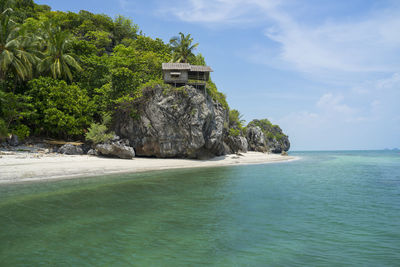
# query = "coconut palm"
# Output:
<box><xmin>38</xmin><ymin>23</ymin><xmax>82</xmax><ymax>81</ymax></box>
<box><xmin>169</xmin><ymin>32</ymin><xmax>198</xmax><ymax>63</ymax></box>
<box><xmin>0</xmin><ymin>8</ymin><xmax>36</xmax><ymax>83</ymax></box>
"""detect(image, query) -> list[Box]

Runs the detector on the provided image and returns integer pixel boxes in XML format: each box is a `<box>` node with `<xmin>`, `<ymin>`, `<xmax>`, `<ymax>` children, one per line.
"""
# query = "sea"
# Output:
<box><xmin>0</xmin><ymin>151</ymin><xmax>399</xmax><ymax>266</ymax></box>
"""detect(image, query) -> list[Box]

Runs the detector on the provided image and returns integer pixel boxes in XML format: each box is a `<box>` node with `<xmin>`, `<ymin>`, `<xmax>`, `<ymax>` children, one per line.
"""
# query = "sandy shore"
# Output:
<box><xmin>0</xmin><ymin>151</ymin><xmax>298</xmax><ymax>184</ymax></box>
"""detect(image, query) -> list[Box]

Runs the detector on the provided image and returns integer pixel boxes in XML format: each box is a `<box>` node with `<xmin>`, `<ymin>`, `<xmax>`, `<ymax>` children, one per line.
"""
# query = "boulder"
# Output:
<box><xmin>7</xmin><ymin>134</ymin><xmax>19</xmax><ymax>146</ymax></box>
<box><xmin>225</xmin><ymin>135</ymin><xmax>248</xmax><ymax>153</ymax></box>
<box><xmin>58</xmin><ymin>144</ymin><xmax>84</xmax><ymax>155</ymax></box>
<box><xmin>95</xmin><ymin>141</ymin><xmax>135</xmax><ymax>159</ymax></box>
<box><xmin>115</xmin><ymin>85</ymin><xmax>228</xmax><ymax>158</ymax></box>
<box><xmin>87</xmin><ymin>149</ymin><xmax>98</xmax><ymax>156</ymax></box>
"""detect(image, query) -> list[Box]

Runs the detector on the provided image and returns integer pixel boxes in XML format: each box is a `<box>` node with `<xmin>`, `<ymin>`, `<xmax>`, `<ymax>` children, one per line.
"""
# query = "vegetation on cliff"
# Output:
<box><xmin>0</xmin><ymin>0</ymin><xmax>289</xmax><ymax>153</ymax></box>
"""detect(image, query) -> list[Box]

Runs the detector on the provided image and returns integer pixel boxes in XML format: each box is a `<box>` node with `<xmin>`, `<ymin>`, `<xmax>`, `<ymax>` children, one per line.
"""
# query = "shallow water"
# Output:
<box><xmin>1</xmin><ymin>151</ymin><xmax>399</xmax><ymax>266</ymax></box>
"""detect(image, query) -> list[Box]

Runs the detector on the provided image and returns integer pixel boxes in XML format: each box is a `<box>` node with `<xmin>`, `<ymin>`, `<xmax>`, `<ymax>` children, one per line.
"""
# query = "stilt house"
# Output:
<box><xmin>162</xmin><ymin>63</ymin><xmax>213</xmax><ymax>90</ymax></box>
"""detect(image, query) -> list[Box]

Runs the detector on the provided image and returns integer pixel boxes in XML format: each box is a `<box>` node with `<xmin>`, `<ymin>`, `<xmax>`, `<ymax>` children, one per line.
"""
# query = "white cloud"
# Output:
<box><xmin>316</xmin><ymin>93</ymin><xmax>355</xmax><ymax>115</ymax></box>
<box><xmin>160</xmin><ymin>0</ymin><xmax>280</xmax><ymax>24</ymax></box>
<box><xmin>162</xmin><ymin>0</ymin><xmax>400</xmax><ymax>75</ymax></box>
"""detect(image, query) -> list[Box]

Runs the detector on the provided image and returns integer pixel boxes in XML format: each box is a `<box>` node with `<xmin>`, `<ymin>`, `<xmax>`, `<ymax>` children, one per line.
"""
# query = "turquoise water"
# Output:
<box><xmin>1</xmin><ymin>151</ymin><xmax>399</xmax><ymax>266</ymax></box>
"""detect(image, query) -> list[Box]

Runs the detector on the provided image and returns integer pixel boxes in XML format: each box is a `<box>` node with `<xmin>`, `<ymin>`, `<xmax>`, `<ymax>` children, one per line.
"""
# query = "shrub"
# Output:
<box><xmin>28</xmin><ymin>77</ymin><xmax>94</xmax><ymax>138</ymax></box>
<box><xmin>206</xmin><ymin>80</ymin><xmax>228</xmax><ymax>110</ymax></box>
<box><xmin>12</xmin><ymin>124</ymin><xmax>30</xmax><ymax>141</ymax></box>
<box><xmin>229</xmin><ymin>128</ymin><xmax>240</xmax><ymax>137</ymax></box>
<box><xmin>0</xmin><ymin>119</ymin><xmax>8</xmax><ymax>139</ymax></box>
<box><xmin>85</xmin><ymin>114</ymin><xmax>115</xmax><ymax>144</ymax></box>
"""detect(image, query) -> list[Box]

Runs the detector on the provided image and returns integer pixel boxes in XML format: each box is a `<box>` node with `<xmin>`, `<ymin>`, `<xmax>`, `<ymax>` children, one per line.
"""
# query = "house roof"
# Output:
<box><xmin>190</xmin><ymin>65</ymin><xmax>213</xmax><ymax>72</ymax></box>
<box><xmin>162</xmin><ymin>63</ymin><xmax>190</xmax><ymax>70</ymax></box>
<box><xmin>162</xmin><ymin>63</ymin><xmax>213</xmax><ymax>72</ymax></box>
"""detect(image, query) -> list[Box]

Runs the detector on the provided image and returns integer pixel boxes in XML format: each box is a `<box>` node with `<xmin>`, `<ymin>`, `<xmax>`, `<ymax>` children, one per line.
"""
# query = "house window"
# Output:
<box><xmin>170</xmin><ymin>72</ymin><xmax>181</xmax><ymax>77</ymax></box>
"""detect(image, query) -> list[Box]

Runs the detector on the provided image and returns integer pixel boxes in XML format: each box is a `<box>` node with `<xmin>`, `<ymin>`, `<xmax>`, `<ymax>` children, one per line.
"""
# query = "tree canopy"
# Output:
<box><xmin>0</xmin><ymin>0</ymin><xmax>230</xmax><ymax>141</ymax></box>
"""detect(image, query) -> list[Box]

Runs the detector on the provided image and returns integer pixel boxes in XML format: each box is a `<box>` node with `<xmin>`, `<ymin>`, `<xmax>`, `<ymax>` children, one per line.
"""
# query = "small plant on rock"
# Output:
<box><xmin>85</xmin><ymin>114</ymin><xmax>115</xmax><ymax>144</ymax></box>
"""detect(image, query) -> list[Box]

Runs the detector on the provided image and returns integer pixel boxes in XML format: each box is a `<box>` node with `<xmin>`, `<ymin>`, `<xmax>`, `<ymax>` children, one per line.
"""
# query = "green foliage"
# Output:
<box><xmin>206</xmin><ymin>80</ymin><xmax>228</xmax><ymax>110</ymax></box>
<box><xmin>85</xmin><ymin>114</ymin><xmax>114</xmax><ymax>144</ymax></box>
<box><xmin>38</xmin><ymin>22</ymin><xmax>82</xmax><ymax>81</ymax></box>
<box><xmin>112</xmin><ymin>15</ymin><xmax>138</xmax><ymax>45</ymax></box>
<box><xmin>0</xmin><ymin>9</ymin><xmax>38</xmax><ymax>84</ymax></box>
<box><xmin>247</xmin><ymin>119</ymin><xmax>287</xmax><ymax>143</ymax></box>
<box><xmin>111</xmin><ymin>67</ymin><xmax>137</xmax><ymax>97</ymax></box>
<box><xmin>0</xmin><ymin>1</ymin><xmax>234</xmax><ymax>142</ymax></box>
<box><xmin>27</xmin><ymin>77</ymin><xmax>94</xmax><ymax>138</ymax></box>
<box><xmin>12</xmin><ymin>124</ymin><xmax>30</xmax><ymax>141</ymax></box>
<box><xmin>170</xmin><ymin>32</ymin><xmax>198</xmax><ymax>63</ymax></box>
<box><xmin>229</xmin><ymin>128</ymin><xmax>240</xmax><ymax>137</ymax></box>
<box><xmin>192</xmin><ymin>53</ymin><xmax>206</xmax><ymax>66</ymax></box>
<box><xmin>229</xmin><ymin>109</ymin><xmax>245</xmax><ymax>129</ymax></box>
<box><xmin>0</xmin><ymin>91</ymin><xmax>34</xmax><ymax>130</ymax></box>
<box><xmin>0</xmin><ymin>118</ymin><xmax>8</xmax><ymax>138</ymax></box>
<box><xmin>84</xmin><ymin>30</ymin><xmax>111</xmax><ymax>53</ymax></box>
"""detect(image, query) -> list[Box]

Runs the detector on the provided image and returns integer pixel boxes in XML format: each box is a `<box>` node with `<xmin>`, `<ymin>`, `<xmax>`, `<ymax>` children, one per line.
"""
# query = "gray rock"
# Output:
<box><xmin>246</xmin><ymin>126</ymin><xmax>268</xmax><ymax>152</ymax></box>
<box><xmin>246</xmin><ymin>121</ymin><xmax>290</xmax><ymax>153</ymax></box>
<box><xmin>115</xmin><ymin>85</ymin><xmax>228</xmax><ymax>158</ymax></box>
<box><xmin>87</xmin><ymin>149</ymin><xmax>98</xmax><ymax>156</ymax></box>
<box><xmin>7</xmin><ymin>134</ymin><xmax>19</xmax><ymax>146</ymax></box>
<box><xmin>225</xmin><ymin>135</ymin><xmax>248</xmax><ymax>153</ymax></box>
<box><xmin>58</xmin><ymin>144</ymin><xmax>84</xmax><ymax>155</ymax></box>
<box><xmin>95</xmin><ymin>142</ymin><xmax>135</xmax><ymax>159</ymax></box>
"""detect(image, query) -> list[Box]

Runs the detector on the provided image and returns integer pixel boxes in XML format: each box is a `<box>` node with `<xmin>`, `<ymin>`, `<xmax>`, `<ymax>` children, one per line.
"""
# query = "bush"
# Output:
<box><xmin>206</xmin><ymin>80</ymin><xmax>228</xmax><ymax>110</ymax></box>
<box><xmin>28</xmin><ymin>77</ymin><xmax>94</xmax><ymax>138</ymax></box>
<box><xmin>12</xmin><ymin>124</ymin><xmax>30</xmax><ymax>141</ymax></box>
<box><xmin>0</xmin><ymin>119</ymin><xmax>8</xmax><ymax>139</ymax></box>
<box><xmin>85</xmin><ymin>114</ymin><xmax>114</xmax><ymax>144</ymax></box>
<box><xmin>229</xmin><ymin>128</ymin><xmax>240</xmax><ymax>137</ymax></box>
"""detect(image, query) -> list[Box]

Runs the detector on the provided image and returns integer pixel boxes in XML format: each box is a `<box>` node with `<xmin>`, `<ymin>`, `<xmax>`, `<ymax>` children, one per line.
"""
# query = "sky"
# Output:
<box><xmin>36</xmin><ymin>0</ymin><xmax>400</xmax><ymax>151</ymax></box>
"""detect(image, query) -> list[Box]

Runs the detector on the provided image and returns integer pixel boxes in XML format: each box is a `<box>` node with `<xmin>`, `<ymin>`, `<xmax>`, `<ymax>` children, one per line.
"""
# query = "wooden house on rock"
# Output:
<box><xmin>162</xmin><ymin>63</ymin><xmax>213</xmax><ymax>90</ymax></box>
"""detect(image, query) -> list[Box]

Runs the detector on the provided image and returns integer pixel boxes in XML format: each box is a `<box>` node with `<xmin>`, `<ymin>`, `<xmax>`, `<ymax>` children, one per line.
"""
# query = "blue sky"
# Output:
<box><xmin>36</xmin><ymin>0</ymin><xmax>400</xmax><ymax>150</ymax></box>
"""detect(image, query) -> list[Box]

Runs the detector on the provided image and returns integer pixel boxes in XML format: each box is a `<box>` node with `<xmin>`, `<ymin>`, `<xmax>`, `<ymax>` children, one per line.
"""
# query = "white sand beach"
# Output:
<box><xmin>0</xmin><ymin>151</ymin><xmax>298</xmax><ymax>184</ymax></box>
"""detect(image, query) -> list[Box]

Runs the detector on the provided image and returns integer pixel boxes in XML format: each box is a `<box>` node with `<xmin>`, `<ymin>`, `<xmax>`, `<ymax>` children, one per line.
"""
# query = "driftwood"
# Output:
<box><xmin>44</xmin><ymin>139</ymin><xmax>84</xmax><ymax>146</ymax></box>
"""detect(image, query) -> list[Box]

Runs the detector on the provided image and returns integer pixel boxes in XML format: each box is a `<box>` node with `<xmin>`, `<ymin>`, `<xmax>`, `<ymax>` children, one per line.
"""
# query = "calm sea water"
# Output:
<box><xmin>0</xmin><ymin>151</ymin><xmax>399</xmax><ymax>266</ymax></box>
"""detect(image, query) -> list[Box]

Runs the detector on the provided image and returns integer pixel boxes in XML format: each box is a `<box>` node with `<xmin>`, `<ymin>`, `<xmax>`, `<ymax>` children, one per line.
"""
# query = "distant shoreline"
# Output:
<box><xmin>0</xmin><ymin>152</ymin><xmax>299</xmax><ymax>184</ymax></box>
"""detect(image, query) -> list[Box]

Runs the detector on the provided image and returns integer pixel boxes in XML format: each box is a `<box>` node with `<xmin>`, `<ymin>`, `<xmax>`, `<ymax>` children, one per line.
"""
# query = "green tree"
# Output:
<box><xmin>0</xmin><ymin>8</ymin><xmax>37</xmax><ymax>88</ymax></box>
<box><xmin>112</xmin><ymin>15</ymin><xmax>138</xmax><ymax>45</ymax></box>
<box><xmin>27</xmin><ymin>77</ymin><xmax>94</xmax><ymax>138</ymax></box>
<box><xmin>169</xmin><ymin>32</ymin><xmax>198</xmax><ymax>63</ymax></box>
<box><xmin>38</xmin><ymin>22</ymin><xmax>82</xmax><ymax>81</ymax></box>
<box><xmin>229</xmin><ymin>109</ymin><xmax>245</xmax><ymax>129</ymax></box>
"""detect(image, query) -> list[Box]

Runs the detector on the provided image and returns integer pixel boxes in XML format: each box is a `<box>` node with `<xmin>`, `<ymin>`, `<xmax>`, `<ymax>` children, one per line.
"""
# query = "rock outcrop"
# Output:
<box><xmin>246</xmin><ymin>126</ymin><xmax>268</xmax><ymax>152</ymax></box>
<box><xmin>246</xmin><ymin>119</ymin><xmax>290</xmax><ymax>153</ymax></box>
<box><xmin>7</xmin><ymin>134</ymin><xmax>19</xmax><ymax>146</ymax></box>
<box><xmin>95</xmin><ymin>139</ymin><xmax>135</xmax><ymax>159</ymax></box>
<box><xmin>115</xmin><ymin>85</ymin><xmax>228</xmax><ymax>158</ymax></box>
<box><xmin>224</xmin><ymin>135</ymin><xmax>248</xmax><ymax>153</ymax></box>
<box><xmin>58</xmin><ymin>144</ymin><xmax>84</xmax><ymax>155</ymax></box>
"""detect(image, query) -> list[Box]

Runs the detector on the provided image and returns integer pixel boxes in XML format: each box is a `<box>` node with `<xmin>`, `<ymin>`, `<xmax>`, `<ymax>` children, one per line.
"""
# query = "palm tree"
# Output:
<box><xmin>0</xmin><ymin>8</ymin><xmax>36</xmax><ymax>84</ymax></box>
<box><xmin>38</xmin><ymin>23</ymin><xmax>82</xmax><ymax>82</ymax></box>
<box><xmin>169</xmin><ymin>32</ymin><xmax>198</xmax><ymax>63</ymax></box>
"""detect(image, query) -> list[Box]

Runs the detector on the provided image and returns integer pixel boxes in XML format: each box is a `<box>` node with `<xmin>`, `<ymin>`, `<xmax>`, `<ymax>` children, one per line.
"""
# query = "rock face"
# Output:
<box><xmin>224</xmin><ymin>135</ymin><xmax>248</xmax><ymax>153</ymax></box>
<box><xmin>58</xmin><ymin>144</ymin><xmax>84</xmax><ymax>155</ymax></box>
<box><xmin>246</xmin><ymin>126</ymin><xmax>268</xmax><ymax>152</ymax></box>
<box><xmin>246</xmin><ymin>121</ymin><xmax>290</xmax><ymax>153</ymax></box>
<box><xmin>267</xmin><ymin>137</ymin><xmax>290</xmax><ymax>153</ymax></box>
<box><xmin>95</xmin><ymin>139</ymin><xmax>135</xmax><ymax>159</ymax></box>
<box><xmin>115</xmin><ymin>85</ymin><xmax>228</xmax><ymax>158</ymax></box>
